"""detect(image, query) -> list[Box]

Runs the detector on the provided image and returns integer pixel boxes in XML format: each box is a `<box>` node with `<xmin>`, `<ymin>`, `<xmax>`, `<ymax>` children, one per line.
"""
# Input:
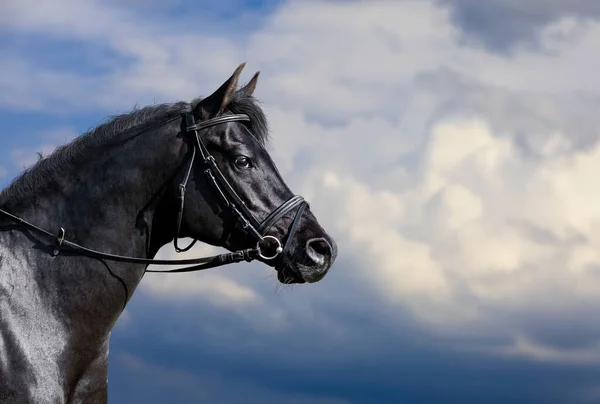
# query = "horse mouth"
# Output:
<box><xmin>276</xmin><ymin>264</ymin><xmax>306</xmax><ymax>284</ymax></box>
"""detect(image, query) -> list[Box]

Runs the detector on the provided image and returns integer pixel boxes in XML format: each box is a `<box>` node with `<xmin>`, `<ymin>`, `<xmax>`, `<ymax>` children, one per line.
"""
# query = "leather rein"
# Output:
<box><xmin>0</xmin><ymin>112</ymin><xmax>308</xmax><ymax>274</ymax></box>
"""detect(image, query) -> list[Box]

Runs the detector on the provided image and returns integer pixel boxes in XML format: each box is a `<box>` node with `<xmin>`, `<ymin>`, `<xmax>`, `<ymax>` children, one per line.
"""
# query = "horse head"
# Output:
<box><xmin>173</xmin><ymin>63</ymin><xmax>337</xmax><ymax>284</ymax></box>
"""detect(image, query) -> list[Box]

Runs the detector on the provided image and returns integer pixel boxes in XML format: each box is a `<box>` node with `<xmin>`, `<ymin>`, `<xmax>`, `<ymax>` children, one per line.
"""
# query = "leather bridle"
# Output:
<box><xmin>0</xmin><ymin>112</ymin><xmax>308</xmax><ymax>274</ymax></box>
<box><xmin>167</xmin><ymin>112</ymin><xmax>308</xmax><ymax>268</ymax></box>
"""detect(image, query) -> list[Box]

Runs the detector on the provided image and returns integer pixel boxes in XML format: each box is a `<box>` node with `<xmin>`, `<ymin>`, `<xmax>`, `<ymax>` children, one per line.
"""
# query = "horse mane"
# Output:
<box><xmin>222</xmin><ymin>88</ymin><xmax>270</xmax><ymax>147</ymax></box>
<box><xmin>0</xmin><ymin>89</ymin><xmax>270</xmax><ymax>204</ymax></box>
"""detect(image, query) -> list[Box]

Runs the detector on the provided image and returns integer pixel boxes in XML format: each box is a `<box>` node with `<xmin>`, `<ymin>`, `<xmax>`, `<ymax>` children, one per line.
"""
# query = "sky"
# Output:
<box><xmin>2</xmin><ymin>0</ymin><xmax>600</xmax><ymax>402</ymax></box>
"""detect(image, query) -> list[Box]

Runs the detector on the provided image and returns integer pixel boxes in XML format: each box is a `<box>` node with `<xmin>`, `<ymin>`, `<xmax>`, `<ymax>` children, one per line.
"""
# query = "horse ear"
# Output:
<box><xmin>240</xmin><ymin>71</ymin><xmax>260</xmax><ymax>96</ymax></box>
<box><xmin>194</xmin><ymin>62</ymin><xmax>246</xmax><ymax>119</ymax></box>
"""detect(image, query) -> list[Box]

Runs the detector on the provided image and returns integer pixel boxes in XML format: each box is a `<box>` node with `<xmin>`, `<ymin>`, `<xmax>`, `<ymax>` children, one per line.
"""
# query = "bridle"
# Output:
<box><xmin>167</xmin><ymin>112</ymin><xmax>308</xmax><ymax>268</ymax></box>
<box><xmin>0</xmin><ymin>112</ymin><xmax>308</xmax><ymax>274</ymax></box>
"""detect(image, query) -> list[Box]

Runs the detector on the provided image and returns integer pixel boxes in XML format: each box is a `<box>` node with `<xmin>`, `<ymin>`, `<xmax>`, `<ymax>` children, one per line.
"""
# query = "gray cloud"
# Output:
<box><xmin>109</xmin><ymin>293</ymin><xmax>600</xmax><ymax>404</ymax></box>
<box><xmin>439</xmin><ymin>0</ymin><xmax>600</xmax><ymax>52</ymax></box>
<box><xmin>110</xmin><ymin>352</ymin><xmax>350</xmax><ymax>404</ymax></box>
<box><xmin>4</xmin><ymin>2</ymin><xmax>600</xmax><ymax>401</ymax></box>
<box><xmin>414</xmin><ymin>68</ymin><xmax>600</xmax><ymax>156</ymax></box>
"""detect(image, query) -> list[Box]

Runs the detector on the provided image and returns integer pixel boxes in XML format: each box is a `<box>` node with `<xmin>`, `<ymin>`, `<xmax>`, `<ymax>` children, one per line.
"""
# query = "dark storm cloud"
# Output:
<box><xmin>108</xmin><ymin>285</ymin><xmax>600</xmax><ymax>404</ymax></box>
<box><xmin>494</xmin><ymin>303</ymin><xmax>600</xmax><ymax>353</ymax></box>
<box><xmin>437</xmin><ymin>0</ymin><xmax>600</xmax><ymax>52</ymax></box>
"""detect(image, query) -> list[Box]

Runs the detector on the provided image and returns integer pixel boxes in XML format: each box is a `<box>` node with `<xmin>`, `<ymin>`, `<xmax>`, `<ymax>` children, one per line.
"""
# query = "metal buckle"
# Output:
<box><xmin>52</xmin><ymin>227</ymin><xmax>65</xmax><ymax>257</ymax></box>
<box><xmin>256</xmin><ymin>235</ymin><xmax>283</xmax><ymax>260</ymax></box>
<box><xmin>231</xmin><ymin>251</ymin><xmax>245</xmax><ymax>260</ymax></box>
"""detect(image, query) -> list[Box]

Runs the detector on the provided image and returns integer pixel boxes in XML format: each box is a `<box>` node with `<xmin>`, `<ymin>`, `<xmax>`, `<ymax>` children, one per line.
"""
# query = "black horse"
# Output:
<box><xmin>0</xmin><ymin>63</ymin><xmax>337</xmax><ymax>403</ymax></box>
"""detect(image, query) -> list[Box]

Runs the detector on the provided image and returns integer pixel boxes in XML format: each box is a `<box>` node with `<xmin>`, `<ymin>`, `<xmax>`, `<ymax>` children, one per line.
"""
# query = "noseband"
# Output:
<box><xmin>0</xmin><ymin>113</ymin><xmax>308</xmax><ymax>274</ymax></box>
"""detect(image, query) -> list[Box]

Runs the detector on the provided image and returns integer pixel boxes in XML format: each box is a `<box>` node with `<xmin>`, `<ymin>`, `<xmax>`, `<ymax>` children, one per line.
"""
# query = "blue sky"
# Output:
<box><xmin>3</xmin><ymin>0</ymin><xmax>600</xmax><ymax>403</ymax></box>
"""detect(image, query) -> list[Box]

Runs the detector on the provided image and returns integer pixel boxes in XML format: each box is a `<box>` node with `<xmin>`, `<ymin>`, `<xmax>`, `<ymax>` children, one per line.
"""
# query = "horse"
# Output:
<box><xmin>0</xmin><ymin>63</ymin><xmax>337</xmax><ymax>403</ymax></box>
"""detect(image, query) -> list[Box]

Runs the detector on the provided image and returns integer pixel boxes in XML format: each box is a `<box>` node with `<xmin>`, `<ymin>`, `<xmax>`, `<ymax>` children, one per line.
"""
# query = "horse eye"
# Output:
<box><xmin>234</xmin><ymin>155</ymin><xmax>252</xmax><ymax>168</ymax></box>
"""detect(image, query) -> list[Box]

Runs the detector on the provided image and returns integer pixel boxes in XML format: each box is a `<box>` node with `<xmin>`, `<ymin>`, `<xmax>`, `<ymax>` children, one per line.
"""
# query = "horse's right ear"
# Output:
<box><xmin>194</xmin><ymin>63</ymin><xmax>246</xmax><ymax>120</ymax></box>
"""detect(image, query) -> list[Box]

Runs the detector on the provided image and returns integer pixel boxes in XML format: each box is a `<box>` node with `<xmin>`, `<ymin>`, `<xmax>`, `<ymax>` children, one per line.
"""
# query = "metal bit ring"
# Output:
<box><xmin>256</xmin><ymin>235</ymin><xmax>283</xmax><ymax>260</ymax></box>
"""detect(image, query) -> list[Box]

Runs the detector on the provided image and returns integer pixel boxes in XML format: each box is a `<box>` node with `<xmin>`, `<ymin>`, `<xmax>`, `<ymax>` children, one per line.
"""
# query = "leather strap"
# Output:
<box><xmin>0</xmin><ymin>208</ymin><xmax>258</xmax><ymax>272</ymax></box>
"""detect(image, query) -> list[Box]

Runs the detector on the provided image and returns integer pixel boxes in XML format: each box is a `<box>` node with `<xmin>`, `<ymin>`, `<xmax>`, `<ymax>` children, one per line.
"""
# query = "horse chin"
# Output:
<box><xmin>276</xmin><ymin>264</ymin><xmax>306</xmax><ymax>285</ymax></box>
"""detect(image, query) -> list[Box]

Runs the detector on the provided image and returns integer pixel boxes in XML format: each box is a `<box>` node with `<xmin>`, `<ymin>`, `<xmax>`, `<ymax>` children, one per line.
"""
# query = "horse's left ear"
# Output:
<box><xmin>194</xmin><ymin>62</ymin><xmax>246</xmax><ymax>119</ymax></box>
<box><xmin>240</xmin><ymin>71</ymin><xmax>260</xmax><ymax>96</ymax></box>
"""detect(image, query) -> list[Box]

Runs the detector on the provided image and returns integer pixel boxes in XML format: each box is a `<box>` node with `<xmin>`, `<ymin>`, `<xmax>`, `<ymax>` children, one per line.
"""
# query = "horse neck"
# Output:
<box><xmin>0</xmin><ymin>119</ymin><xmax>192</xmax><ymax>386</ymax></box>
<box><xmin>2</xmin><ymin>119</ymin><xmax>187</xmax><ymax>259</ymax></box>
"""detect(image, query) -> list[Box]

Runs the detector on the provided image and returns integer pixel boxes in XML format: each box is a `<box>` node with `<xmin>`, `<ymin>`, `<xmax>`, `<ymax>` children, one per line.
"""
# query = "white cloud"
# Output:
<box><xmin>296</xmin><ymin>113</ymin><xmax>600</xmax><ymax>324</ymax></box>
<box><xmin>5</xmin><ymin>0</ymin><xmax>600</xmax><ymax>364</ymax></box>
<box><xmin>140</xmin><ymin>243</ymin><xmax>294</xmax><ymax>335</ymax></box>
<box><xmin>143</xmin><ymin>272</ymin><xmax>258</xmax><ymax>306</ymax></box>
<box><xmin>142</xmin><ymin>242</ymin><xmax>260</xmax><ymax>308</ymax></box>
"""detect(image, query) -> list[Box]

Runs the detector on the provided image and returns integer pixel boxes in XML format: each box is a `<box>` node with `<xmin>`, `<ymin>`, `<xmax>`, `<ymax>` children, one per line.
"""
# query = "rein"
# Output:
<box><xmin>0</xmin><ymin>112</ymin><xmax>308</xmax><ymax>274</ymax></box>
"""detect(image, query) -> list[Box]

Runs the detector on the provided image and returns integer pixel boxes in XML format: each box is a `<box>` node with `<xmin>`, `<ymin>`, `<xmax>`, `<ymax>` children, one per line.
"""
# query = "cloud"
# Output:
<box><xmin>143</xmin><ymin>272</ymin><xmax>258</xmax><ymax>305</ymax></box>
<box><xmin>110</xmin><ymin>353</ymin><xmax>351</xmax><ymax>404</ymax></box>
<box><xmin>439</xmin><ymin>0</ymin><xmax>600</xmax><ymax>52</ymax></box>
<box><xmin>0</xmin><ymin>0</ymin><xmax>280</xmax><ymax>112</ymax></box>
<box><xmin>4</xmin><ymin>0</ymin><xmax>600</xmax><ymax>374</ymax></box>
<box><xmin>493</xmin><ymin>333</ymin><xmax>600</xmax><ymax>365</ymax></box>
<box><xmin>142</xmin><ymin>243</ymin><xmax>261</xmax><ymax>308</ymax></box>
<box><xmin>295</xmin><ymin>111</ymin><xmax>600</xmax><ymax>334</ymax></box>
<box><xmin>110</xmin><ymin>294</ymin><xmax>599</xmax><ymax>404</ymax></box>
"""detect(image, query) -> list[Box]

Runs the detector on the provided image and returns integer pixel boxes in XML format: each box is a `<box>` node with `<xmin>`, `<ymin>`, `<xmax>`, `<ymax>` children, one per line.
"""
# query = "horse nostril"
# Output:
<box><xmin>306</xmin><ymin>238</ymin><xmax>332</xmax><ymax>267</ymax></box>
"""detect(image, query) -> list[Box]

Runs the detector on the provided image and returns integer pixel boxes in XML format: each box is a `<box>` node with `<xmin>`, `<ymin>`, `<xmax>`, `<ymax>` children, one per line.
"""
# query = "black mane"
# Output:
<box><xmin>221</xmin><ymin>88</ymin><xmax>270</xmax><ymax>146</ymax></box>
<box><xmin>0</xmin><ymin>90</ymin><xmax>270</xmax><ymax>204</ymax></box>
